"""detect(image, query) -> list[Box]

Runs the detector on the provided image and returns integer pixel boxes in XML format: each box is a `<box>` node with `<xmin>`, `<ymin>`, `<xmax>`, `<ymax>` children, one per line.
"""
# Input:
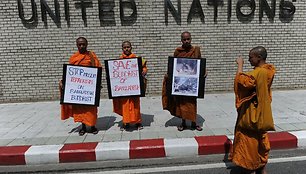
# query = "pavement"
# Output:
<box><xmin>0</xmin><ymin>89</ymin><xmax>306</xmax><ymax>166</ymax></box>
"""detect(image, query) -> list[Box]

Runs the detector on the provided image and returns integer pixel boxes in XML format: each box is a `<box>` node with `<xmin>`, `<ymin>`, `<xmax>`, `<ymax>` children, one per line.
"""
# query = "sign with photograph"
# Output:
<box><xmin>105</xmin><ymin>57</ymin><xmax>145</xmax><ymax>98</ymax></box>
<box><xmin>167</xmin><ymin>57</ymin><xmax>206</xmax><ymax>98</ymax></box>
<box><xmin>60</xmin><ymin>64</ymin><xmax>102</xmax><ymax>106</ymax></box>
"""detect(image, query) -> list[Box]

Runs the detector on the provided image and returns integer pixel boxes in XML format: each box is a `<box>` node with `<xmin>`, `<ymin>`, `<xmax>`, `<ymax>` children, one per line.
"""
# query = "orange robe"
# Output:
<box><xmin>112</xmin><ymin>53</ymin><xmax>147</xmax><ymax>124</ymax></box>
<box><xmin>231</xmin><ymin>64</ymin><xmax>276</xmax><ymax>170</ymax></box>
<box><xmin>60</xmin><ymin>51</ymin><xmax>102</xmax><ymax>126</ymax></box>
<box><xmin>162</xmin><ymin>46</ymin><xmax>201</xmax><ymax>122</ymax></box>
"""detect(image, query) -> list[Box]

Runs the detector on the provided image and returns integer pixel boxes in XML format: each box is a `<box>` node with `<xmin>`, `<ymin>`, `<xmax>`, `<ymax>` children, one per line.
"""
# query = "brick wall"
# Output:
<box><xmin>0</xmin><ymin>0</ymin><xmax>305</xmax><ymax>103</ymax></box>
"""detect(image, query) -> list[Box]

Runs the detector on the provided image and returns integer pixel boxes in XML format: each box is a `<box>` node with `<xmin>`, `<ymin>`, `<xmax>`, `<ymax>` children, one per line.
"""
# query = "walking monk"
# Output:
<box><xmin>60</xmin><ymin>37</ymin><xmax>102</xmax><ymax>136</ymax></box>
<box><xmin>162</xmin><ymin>31</ymin><xmax>205</xmax><ymax>131</ymax></box>
<box><xmin>113</xmin><ymin>41</ymin><xmax>148</xmax><ymax>130</ymax></box>
<box><xmin>231</xmin><ymin>46</ymin><xmax>276</xmax><ymax>174</ymax></box>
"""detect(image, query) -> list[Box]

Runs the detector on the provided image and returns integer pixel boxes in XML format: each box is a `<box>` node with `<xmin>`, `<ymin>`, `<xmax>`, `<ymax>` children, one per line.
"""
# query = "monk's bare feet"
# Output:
<box><xmin>178</xmin><ymin>119</ymin><xmax>187</xmax><ymax>131</ymax></box>
<box><xmin>136</xmin><ymin>123</ymin><xmax>143</xmax><ymax>130</ymax></box>
<box><xmin>256</xmin><ymin>166</ymin><xmax>267</xmax><ymax>174</ymax></box>
<box><xmin>79</xmin><ymin>123</ymin><xmax>86</xmax><ymax>136</ymax></box>
<box><xmin>79</xmin><ymin>129</ymin><xmax>86</xmax><ymax>136</ymax></box>
<box><xmin>90</xmin><ymin>126</ymin><xmax>98</xmax><ymax>134</ymax></box>
<box><xmin>177</xmin><ymin>125</ymin><xmax>185</xmax><ymax>131</ymax></box>
<box><xmin>121</xmin><ymin>123</ymin><xmax>130</xmax><ymax>131</ymax></box>
<box><xmin>191</xmin><ymin>122</ymin><xmax>203</xmax><ymax>131</ymax></box>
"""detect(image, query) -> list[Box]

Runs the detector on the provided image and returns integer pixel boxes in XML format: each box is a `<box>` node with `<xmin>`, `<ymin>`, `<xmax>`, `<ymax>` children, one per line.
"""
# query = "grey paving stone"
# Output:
<box><xmin>273</xmin><ymin>115</ymin><xmax>301</xmax><ymax>124</ymax></box>
<box><xmin>297</xmin><ymin>117</ymin><xmax>306</xmax><ymax>122</ymax></box>
<box><xmin>0</xmin><ymin>128</ymin><xmax>10</xmax><ymax>136</ymax></box>
<box><xmin>27</xmin><ymin>137</ymin><xmax>50</xmax><ymax>146</ymax></box>
<box><xmin>35</xmin><ymin>131</ymin><xmax>57</xmax><ymax>138</ymax></box>
<box><xmin>227</xmin><ymin>127</ymin><xmax>235</xmax><ymax>134</ymax></box>
<box><xmin>292</xmin><ymin>122</ymin><xmax>306</xmax><ymax>130</ymax></box>
<box><xmin>158</xmin><ymin>131</ymin><xmax>179</xmax><ymax>139</ymax></box>
<box><xmin>274</xmin><ymin>125</ymin><xmax>285</xmax><ymax>131</ymax></box>
<box><xmin>2</xmin><ymin>122</ymin><xmax>20</xmax><ymax>129</ymax></box>
<box><xmin>12</xmin><ymin>123</ymin><xmax>33</xmax><ymax>133</ymax></box>
<box><xmin>194</xmin><ymin>128</ymin><xmax>216</xmax><ymax>136</ymax></box>
<box><xmin>53</xmin><ymin>130</ymin><xmax>72</xmax><ymax>137</ymax></box>
<box><xmin>140</xmin><ymin>131</ymin><xmax>159</xmax><ymax>139</ymax></box>
<box><xmin>121</xmin><ymin>131</ymin><xmax>140</xmax><ymax>141</ymax></box>
<box><xmin>64</xmin><ymin>135</ymin><xmax>86</xmax><ymax>144</ymax></box>
<box><xmin>176</xmin><ymin>130</ymin><xmax>196</xmax><ymax>138</ymax></box>
<box><xmin>104</xmin><ymin>123</ymin><xmax>122</xmax><ymax>132</ymax></box>
<box><xmin>0</xmin><ymin>139</ymin><xmax>14</xmax><ymax>146</ymax></box>
<box><xmin>83</xmin><ymin>133</ymin><xmax>104</xmax><ymax>143</ymax></box>
<box><xmin>16</xmin><ymin>131</ymin><xmax>41</xmax><ymax>139</ymax></box>
<box><xmin>45</xmin><ymin>136</ymin><xmax>68</xmax><ymax>145</ymax></box>
<box><xmin>1</xmin><ymin>131</ymin><xmax>23</xmax><ymax>140</ymax></box>
<box><xmin>204</xmin><ymin>120</ymin><xmax>235</xmax><ymax>129</ymax></box>
<box><xmin>275</xmin><ymin>123</ymin><xmax>299</xmax><ymax>131</ymax></box>
<box><xmin>210</xmin><ymin>128</ymin><xmax>232</xmax><ymax>135</ymax></box>
<box><xmin>7</xmin><ymin>138</ymin><xmax>32</xmax><ymax>146</ymax></box>
<box><xmin>102</xmin><ymin>133</ymin><xmax>122</xmax><ymax>142</ymax></box>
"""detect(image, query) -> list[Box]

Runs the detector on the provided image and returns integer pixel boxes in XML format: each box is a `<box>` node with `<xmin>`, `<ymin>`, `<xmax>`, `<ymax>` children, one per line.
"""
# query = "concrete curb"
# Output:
<box><xmin>0</xmin><ymin>131</ymin><xmax>305</xmax><ymax>166</ymax></box>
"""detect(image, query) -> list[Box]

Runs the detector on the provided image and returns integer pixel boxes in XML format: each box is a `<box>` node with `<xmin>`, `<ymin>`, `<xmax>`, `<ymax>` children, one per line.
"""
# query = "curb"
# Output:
<box><xmin>0</xmin><ymin>131</ymin><xmax>305</xmax><ymax>166</ymax></box>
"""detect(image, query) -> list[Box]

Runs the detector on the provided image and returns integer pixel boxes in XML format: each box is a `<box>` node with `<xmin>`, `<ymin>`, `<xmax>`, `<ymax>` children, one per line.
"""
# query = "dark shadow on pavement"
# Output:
<box><xmin>165</xmin><ymin>117</ymin><xmax>181</xmax><ymax>127</ymax></box>
<box><xmin>229</xmin><ymin>166</ymin><xmax>243</xmax><ymax>174</ymax></box>
<box><xmin>117</xmin><ymin>113</ymin><xmax>154</xmax><ymax>132</ymax></box>
<box><xmin>196</xmin><ymin>114</ymin><xmax>205</xmax><ymax>127</ymax></box>
<box><xmin>165</xmin><ymin>114</ymin><xmax>205</xmax><ymax>127</ymax></box>
<box><xmin>68</xmin><ymin>126</ymin><xmax>80</xmax><ymax>134</ymax></box>
<box><xmin>223</xmin><ymin>138</ymin><xmax>233</xmax><ymax>169</ymax></box>
<box><xmin>69</xmin><ymin>116</ymin><xmax>117</xmax><ymax>134</ymax></box>
<box><xmin>96</xmin><ymin>116</ymin><xmax>117</xmax><ymax>131</ymax></box>
<box><xmin>141</xmin><ymin>113</ymin><xmax>154</xmax><ymax>127</ymax></box>
<box><xmin>229</xmin><ymin>165</ymin><xmax>259</xmax><ymax>174</ymax></box>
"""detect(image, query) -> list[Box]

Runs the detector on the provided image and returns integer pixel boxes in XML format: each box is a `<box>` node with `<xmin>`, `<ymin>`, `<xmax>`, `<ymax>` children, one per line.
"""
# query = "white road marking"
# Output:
<box><xmin>69</xmin><ymin>156</ymin><xmax>306</xmax><ymax>174</ymax></box>
<box><xmin>269</xmin><ymin>155</ymin><xmax>306</xmax><ymax>163</ymax></box>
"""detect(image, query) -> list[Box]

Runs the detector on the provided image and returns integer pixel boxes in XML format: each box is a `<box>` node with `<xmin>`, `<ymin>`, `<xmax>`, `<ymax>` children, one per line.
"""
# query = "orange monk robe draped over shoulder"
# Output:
<box><xmin>60</xmin><ymin>51</ymin><xmax>102</xmax><ymax>126</ymax></box>
<box><xmin>112</xmin><ymin>53</ymin><xmax>148</xmax><ymax>124</ymax></box>
<box><xmin>231</xmin><ymin>64</ymin><xmax>276</xmax><ymax>170</ymax></box>
<box><xmin>162</xmin><ymin>46</ymin><xmax>201</xmax><ymax>122</ymax></box>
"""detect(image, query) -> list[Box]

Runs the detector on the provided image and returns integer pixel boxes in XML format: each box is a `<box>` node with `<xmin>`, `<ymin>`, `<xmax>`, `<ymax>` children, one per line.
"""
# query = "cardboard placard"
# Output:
<box><xmin>105</xmin><ymin>57</ymin><xmax>145</xmax><ymax>98</ymax></box>
<box><xmin>60</xmin><ymin>64</ymin><xmax>102</xmax><ymax>106</ymax></box>
<box><xmin>167</xmin><ymin>56</ymin><xmax>206</xmax><ymax>98</ymax></box>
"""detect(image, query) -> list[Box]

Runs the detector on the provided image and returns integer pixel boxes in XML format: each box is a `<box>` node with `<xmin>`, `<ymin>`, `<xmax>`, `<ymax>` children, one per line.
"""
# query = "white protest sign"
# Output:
<box><xmin>63</xmin><ymin>65</ymin><xmax>99</xmax><ymax>105</ymax></box>
<box><xmin>107</xmin><ymin>58</ymin><xmax>141</xmax><ymax>97</ymax></box>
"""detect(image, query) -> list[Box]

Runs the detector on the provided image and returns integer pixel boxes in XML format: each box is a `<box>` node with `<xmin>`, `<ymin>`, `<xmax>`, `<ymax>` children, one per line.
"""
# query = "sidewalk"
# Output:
<box><xmin>1</xmin><ymin>90</ymin><xmax>306</xmax><ymax>165</ymax></box>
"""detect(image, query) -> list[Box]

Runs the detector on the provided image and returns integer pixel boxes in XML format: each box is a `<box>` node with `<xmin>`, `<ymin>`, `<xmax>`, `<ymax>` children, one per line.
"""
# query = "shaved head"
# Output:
<box><xmin>122</xmin><ymin>40</ymin><xmax>132</xmax><ymax>47</ymax></box>
<box><xmin>76</xmin><ymin>37</ymin><xmax>88</xmax><ymax>54</ymax></box>
<box><xmin>181</xmin><ymin>31</ymin><xmax>191</xmax><ymax>40</ymax></box>
<box><xmin>76</xmin><ymin>37</ymin><xmax>88</xmax><ymax>44</ymax></box>
<box><xmin>250</xmin><ymin>46</ymin><xmax>267</xmax><ymax>60</ymax></box>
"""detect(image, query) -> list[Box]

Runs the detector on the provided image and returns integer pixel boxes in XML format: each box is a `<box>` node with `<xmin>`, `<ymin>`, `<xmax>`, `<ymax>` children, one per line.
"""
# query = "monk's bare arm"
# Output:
<box><xmin>236</xmin><ymin>56</ymin><xmax>244</xmax><ymax>75</ymax></box>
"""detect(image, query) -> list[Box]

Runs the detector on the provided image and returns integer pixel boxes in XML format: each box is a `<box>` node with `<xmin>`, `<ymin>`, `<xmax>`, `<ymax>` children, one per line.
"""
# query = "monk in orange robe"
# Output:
<box><xmin>60</xmin><ymin>37</ymin><xmax>102</xmax><ymax>136</ymax></box>
<box><xmin>113</xmin><ymin>41</ymin><xmax>148</xmax><ymax>130</ymax></box>
<box><xmin>231</xmin><ymin>46</ymin><xmax>276</xmax><ymax>174</ymax></box>
<box><xmin>162</xmin><ymin>31</ymin><xmax>205</xmax><ymax>131</ymax></box>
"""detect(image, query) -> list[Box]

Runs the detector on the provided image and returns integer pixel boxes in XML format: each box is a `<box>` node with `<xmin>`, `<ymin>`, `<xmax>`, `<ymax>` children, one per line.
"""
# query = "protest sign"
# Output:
<box><xmin>60</xmin><ymin>64</ymin><xmax>102</xmax><ymax>106</ymax></box>
<box><xmin>167</xmin><ymin>57</ymin><xmax>206</xmax><ymax>98</ymax></box>
<box><xmin>105</xmin><ymin>57</ymin><xmax>145</xmax><ymax>98</ymax></box>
